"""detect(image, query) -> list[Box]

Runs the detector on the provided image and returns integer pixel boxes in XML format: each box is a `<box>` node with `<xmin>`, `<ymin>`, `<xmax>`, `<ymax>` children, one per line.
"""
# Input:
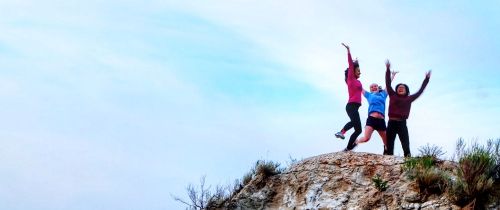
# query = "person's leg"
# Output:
<box><xmin>335</xmin><ymin>122</ymin><xmax>352</xmax><ymax>139</ymax></box>
<box><xmin>377</xmin><ymin>130</ymin><xmax>387</xmax><ymax>146</ymax></box>
<box><xmin>376</xmin><ymin>118</ymin><xmax>388</xmax><ymax>146</ymax></box>
<box><xmin>342</xmin><ymin>122</ymin><xmax>354</xmax><ymax>133</ymax></box>
<box><xmin>377</xmin><ymin>130</ymin><xmax>388</xmax><ymax>154</ymax></box>
<box><xmin>376</xmin><ymin>118</ymin><xmax>388</xmax><ymax>154</ymax></box>
<box><xmin>346</xmin><ymin>104</ymin><xmax>362</xmax><ymax>150</ymax></box>
<box><xmin>356</xmin><ymin>126</ymin><xmax>375</xmax><ymax>144</ymax></box>
<box><xmin>336</xmin><ymin>104</ymin><xmax>355</xmax><ymax>139</ymax></box>
<box><xmin>385</xmin><ymin>120</ymin><xmax>397</xmax><ymax>155</ymax></box>
<box><xmin>398</xmin><ymin>121</ymin><xmax>411</xmax><ymax>157</ymax></box>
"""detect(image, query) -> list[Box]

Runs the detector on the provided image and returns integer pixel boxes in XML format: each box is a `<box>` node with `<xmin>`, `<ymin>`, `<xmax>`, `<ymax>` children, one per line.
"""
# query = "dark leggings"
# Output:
<box><xmin>342</xmin><ymin>102</ymin><xmax>362</xmax><ymax>150</ymax></box>
<box><xmin>386</xmin><ymin>119</ymin><xmax>411</xmax><ymax>157</ymax></box>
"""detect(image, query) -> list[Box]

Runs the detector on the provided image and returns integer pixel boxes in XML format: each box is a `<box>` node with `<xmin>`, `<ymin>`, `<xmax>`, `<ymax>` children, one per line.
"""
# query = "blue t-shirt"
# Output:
<box><xmin>363</xmin><ymin>90</ymin><xmax>388</xmax><ymax>116</ymax></box>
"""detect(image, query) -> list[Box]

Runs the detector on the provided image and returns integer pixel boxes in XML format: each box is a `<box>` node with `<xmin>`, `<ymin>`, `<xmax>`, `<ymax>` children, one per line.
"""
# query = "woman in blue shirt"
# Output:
<box><xmin>355</xmin><ymin>63</ymin><xmax>397</xmax><ymax>154</ymax></box>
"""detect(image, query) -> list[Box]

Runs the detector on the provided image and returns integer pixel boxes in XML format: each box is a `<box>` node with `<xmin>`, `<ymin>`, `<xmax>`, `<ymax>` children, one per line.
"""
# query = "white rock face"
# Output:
<box><xmin>228</xmin><ymin>152</ymin><xmax>500</xmax><ymax>210</ymax></box>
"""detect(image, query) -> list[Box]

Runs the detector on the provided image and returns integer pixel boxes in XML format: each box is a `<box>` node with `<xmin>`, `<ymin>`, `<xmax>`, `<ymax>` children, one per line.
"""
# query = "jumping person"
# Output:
<box><xmin>355</xmin><ymin>68</ymin><xmax>397</xmax><ymax>154</ymax></box>
<box><xmin>385</xmin><ymin>60</ymin><xmax>431</xmax><ymax>157</ymax></box>
<box><xmin>335</xmin><ymin>43</ymin><xmax>363</xmax><ymax>151</ymax></box>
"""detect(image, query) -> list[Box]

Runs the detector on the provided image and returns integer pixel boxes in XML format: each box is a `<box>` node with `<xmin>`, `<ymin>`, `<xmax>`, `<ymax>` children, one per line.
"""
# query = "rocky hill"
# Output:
<box><xmin>227</xmin><ymin>152</ymin><xmax>500</xmax><ymax>210</ymax></box>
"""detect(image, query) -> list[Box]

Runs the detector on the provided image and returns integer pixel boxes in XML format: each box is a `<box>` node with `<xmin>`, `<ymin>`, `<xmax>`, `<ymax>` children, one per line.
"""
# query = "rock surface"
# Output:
<box><xmin>228</xmin><ymin>152</ymin><xmax>499</xmax><ymax>210</ymax></box>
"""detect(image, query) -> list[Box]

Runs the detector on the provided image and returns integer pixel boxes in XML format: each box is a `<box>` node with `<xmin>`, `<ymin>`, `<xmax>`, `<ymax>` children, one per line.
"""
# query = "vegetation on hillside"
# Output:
<box><xmin>175</xmin><ymin>139</ymin><xmax>500</xmax><ymax>209</ymax></box>
<box><xmin>403</xmin><ymin>139</ymin><xmax>500</xmax><ymax>209</ymax></box>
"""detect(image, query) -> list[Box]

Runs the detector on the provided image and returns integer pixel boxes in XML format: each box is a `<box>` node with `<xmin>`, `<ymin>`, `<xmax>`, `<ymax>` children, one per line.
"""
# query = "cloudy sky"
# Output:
<box><xmin>1</xmin><ymin>1</ymin><xmax>499</xmax><ymax>209</ymax></box>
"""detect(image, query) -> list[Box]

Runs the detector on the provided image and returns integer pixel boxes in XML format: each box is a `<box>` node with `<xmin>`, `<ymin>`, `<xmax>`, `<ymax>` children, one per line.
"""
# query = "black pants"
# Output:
<box><xmin>386</xmin><ymin>119</ymin><xmax>411</xmax><ymax>157</ymax></box>
<box><xmin>342</xmin><ymin>102</ymin><xmax>362</xmax><ymax>150</ymax></box>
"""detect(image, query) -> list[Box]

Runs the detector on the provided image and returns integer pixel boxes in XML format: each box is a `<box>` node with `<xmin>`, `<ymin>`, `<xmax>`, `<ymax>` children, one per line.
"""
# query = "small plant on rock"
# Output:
<box><xmin>372</xmin><ymin>174</ymin><xmax>388</xmax><ymax>192</ymax></box>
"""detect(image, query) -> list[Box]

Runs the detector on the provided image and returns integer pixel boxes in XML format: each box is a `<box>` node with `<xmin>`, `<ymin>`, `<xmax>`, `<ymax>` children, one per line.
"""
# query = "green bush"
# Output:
<box><xmin>448</xmin><ymin>139</ymin><xmax>499</xmax><ymax>208</ymax></box>
<box><xmin>403</xmin><ymin>145</ymin><xmax>441</xmax><ymax>173</ymax></box>
<box><xmin>402</xmin><ymin>145</ymin><xmax>449</xmax><ymax>199</ymax></box>
<box><xmin>372</xmin><ymin>174</ymin><xmax>388</xmax><ymax>192</ymax></box>
<box><xmin>402</xmin><ymin>154</ymin><xmax>438</xmax><ymax>180</ymax></box>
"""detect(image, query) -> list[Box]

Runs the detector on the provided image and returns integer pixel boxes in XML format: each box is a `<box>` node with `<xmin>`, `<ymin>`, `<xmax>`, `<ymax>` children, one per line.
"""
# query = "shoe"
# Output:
<box><xmin>335</xmin><ymin>132</ymin><xmax>345</xmax><ymax>140</ymax></box>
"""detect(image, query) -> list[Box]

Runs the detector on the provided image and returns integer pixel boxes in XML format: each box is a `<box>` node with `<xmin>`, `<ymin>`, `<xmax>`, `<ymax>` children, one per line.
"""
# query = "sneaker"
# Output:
<box><xmin>335</xmin><ymin>132</ymin><xmax>345</xmax><ymax>140</ymax></box>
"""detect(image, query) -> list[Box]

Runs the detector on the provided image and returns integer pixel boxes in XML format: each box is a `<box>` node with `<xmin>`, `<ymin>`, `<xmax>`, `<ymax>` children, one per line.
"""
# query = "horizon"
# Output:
<box><xmin>1</xmin><ymin>1</ymin><xmax>499</xmax><ymax>209</ymax></box>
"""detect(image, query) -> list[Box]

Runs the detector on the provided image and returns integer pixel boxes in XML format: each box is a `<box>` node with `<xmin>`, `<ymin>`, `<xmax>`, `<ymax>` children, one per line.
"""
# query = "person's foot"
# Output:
<box><xmin>335</xmin><ymin>132</ymin><xmax>345</xmax><ymax>140</ymax></box>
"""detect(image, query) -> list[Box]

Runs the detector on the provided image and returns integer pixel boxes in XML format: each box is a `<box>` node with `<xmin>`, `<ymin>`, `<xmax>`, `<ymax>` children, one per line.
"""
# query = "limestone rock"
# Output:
<box><xmin>227</xmin><ymin>152</ymin><xmax>500</xmax><ymax>209</ymax></box>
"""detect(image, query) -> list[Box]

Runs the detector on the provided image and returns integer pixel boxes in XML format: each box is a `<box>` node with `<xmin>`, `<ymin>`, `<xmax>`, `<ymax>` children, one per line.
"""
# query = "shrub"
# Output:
<box><xmin>254</xmin><ymin>160</ymin><xmax>283</xmax><ymax>178</ymax></box>
<box><xmin>174</xmin><ymin>159</ymin><xmax>286</xmax><ymax>209</ymax></box>
<box><xmin>418</xmin><ymin>144</ymin><xmax>445</xmax><ymax>162</ymax></box>
<box><xmin>173</xmin><ymin>175</ymin><xmax>230</xmax><ymax>210</ymax></box>
<box><xmin>402</xmin><ymin>157</ymin><xmax>419</xmax><ymax>171</ymax></box>
<box><xmin>402</xmin><ymin>145</ymin><xmax>448</xmax><ymax>199</ymax></box>
<box><xmin>242</xmin><ymin>171</ymin><xmax>253</xmax><ymax>186</ymax></box>
<box><xmin>487</xmin><ymin>139</ymin><xmax>500</xmax><ymax>182</ymax></box>
<box><xmin>403</xmin><ymin>144</ymin><xmax>443</xmax><ymax>173</ymax></box>
<box><xmin>402</xmin><ymin>154</ymin><xmax>438</xmax><ymax>180</ymax></box>
<box><xmin>415</xmin><ymin>167</ymin><xmax>448</xmax><ymax>196</ymax></box>
<box><xmin>448</xmin><ymin>139</ymin><xmax>498</xmax><ymax>208</ymax></box>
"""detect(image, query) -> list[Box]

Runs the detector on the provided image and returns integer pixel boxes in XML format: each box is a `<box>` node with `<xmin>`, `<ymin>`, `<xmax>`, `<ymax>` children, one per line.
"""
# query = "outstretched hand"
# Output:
<box><xmin>426</xmin><ymin>70</ymin><xmax>432</xmax><ymax>79</ymax></box>
<box><xmin>385</xmin><ymin>59</ymin><xmax>391</xmax><ymax>69</ymax></box>
<box><xmin>341</xmin><ymin>43</ymin><xmax>350</xmax><ymax>50</ymax></box>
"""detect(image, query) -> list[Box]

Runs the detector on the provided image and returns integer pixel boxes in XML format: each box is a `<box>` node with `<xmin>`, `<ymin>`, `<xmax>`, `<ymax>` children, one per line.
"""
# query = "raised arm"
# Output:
<box><xmin>409</xmin><ymin>70</ymin><xmax>431</xmax><ymax>101</ymax></box>
<box><xmin>383</xmin><ymin>70</ymin><xmax>398</xmax><ymax>91</ymax></box>
<box><xmin>342</xmin><ymin>43</ymin><xmax>355</xmax><ymax>82</ymax></box>
<box><xmin>391</xmin><ymin>70</ymin><xmax>398</xmax><ymax>81</ymax></box>
<box><xmin>385</xmin><ymin>59</ymin><xmax>396</xmax><ymax>95</ymax></box>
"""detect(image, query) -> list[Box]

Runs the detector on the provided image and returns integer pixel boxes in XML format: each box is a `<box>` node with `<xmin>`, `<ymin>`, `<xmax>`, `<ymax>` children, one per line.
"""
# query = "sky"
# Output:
<box><xmin>0</xmin><ymin>1</ymin><xmax>499</xmax><ymax>209</ymax></box>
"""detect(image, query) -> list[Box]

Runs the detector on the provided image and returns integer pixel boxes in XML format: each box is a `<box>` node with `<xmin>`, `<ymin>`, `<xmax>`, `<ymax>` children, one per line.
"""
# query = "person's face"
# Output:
<box><xmin>397</xmin><ymin>85</ymin><xmax>407</xmax><ymax>96</ymax></box>
<box><xmin>355</xmin><ymin>67</ymin><xmax>361</xmax><ymax>78</ymax></box>
<box><xmin>370</xmin><ymin>84</ymin><xmax>379</xmax><ymax>93</ymax></box>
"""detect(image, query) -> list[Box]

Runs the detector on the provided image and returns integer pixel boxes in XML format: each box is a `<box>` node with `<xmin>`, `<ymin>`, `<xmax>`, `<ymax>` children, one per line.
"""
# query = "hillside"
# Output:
<box><xmin>226</xmin><ymin>152</ymin><xmax>499</xmax><ymax>210</ymax></box>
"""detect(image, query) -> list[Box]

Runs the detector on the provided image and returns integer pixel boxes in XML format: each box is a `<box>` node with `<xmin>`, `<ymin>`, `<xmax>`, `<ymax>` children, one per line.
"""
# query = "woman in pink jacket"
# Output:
<box><xmin>335</xmin><ymin>43</ymin><xmax>363</xmax><ymax>151</ymax></box>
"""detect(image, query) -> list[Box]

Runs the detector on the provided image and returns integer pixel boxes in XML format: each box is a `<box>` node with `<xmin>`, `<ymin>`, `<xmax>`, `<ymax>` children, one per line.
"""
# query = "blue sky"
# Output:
<box><xmin>1</xmin><ymin>1</ymin><xmax>499</xmax><ymax>209</ymax></box>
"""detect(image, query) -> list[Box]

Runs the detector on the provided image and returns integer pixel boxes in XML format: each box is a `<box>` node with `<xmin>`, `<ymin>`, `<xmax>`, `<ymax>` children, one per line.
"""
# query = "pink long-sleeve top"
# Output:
<box><xmin>346</xmin><ymin>51</ymin><xmax>363</xmax><ymax>104</ymax></box>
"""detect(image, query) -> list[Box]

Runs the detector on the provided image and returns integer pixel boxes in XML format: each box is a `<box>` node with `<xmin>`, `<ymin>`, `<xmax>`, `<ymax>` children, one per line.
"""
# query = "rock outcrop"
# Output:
<box><xmin>228</xmin><ymin>152</ymin><xmax>500</xmax><ymax>210</ymax></box>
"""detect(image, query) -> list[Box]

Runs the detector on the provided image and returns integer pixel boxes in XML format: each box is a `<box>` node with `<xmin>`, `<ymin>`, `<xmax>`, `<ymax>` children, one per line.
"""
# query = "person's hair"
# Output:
<box><xmin>353</xmin><ymin>60</ymin><xmax>359</xmax><ymax>69</ymax></box>
<box><xmin>344</xmin><ymin>69</ymin><xmax>348</xmax><ymax>83</ymax></box>
<box><xmin>395</xmin><ymin>83</ymin><xmax>410</xmax><ymax>96</ymax></box>
<box><xmin>344</xmin><ymin>60</ymin><xmax>360</xmax><ymax>82</ymax></box>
